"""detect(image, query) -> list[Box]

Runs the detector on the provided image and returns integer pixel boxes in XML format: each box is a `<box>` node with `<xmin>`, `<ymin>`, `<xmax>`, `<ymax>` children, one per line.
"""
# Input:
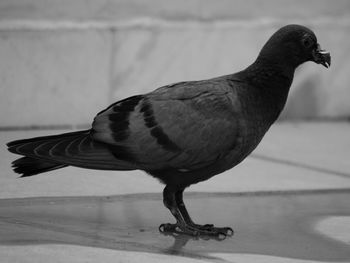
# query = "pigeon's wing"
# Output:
<box><xmin>92</xmin><ymin>79</ymin><xmax>241</xmax><ymax>171</ymax></box>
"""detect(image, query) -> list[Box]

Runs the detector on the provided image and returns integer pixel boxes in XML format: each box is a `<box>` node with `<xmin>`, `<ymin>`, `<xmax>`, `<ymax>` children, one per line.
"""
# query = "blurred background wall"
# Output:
<box><xmin>0</xmin><ymin>0</ymin><xmax>349</xmax><ymax>128</ymax></box>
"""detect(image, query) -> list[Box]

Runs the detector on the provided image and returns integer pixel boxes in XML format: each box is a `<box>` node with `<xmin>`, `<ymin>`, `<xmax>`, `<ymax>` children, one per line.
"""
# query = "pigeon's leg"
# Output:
<box><xmin>175</xmin><ymin>188</ymin><xmax>233</xmax><ymax>237</ymax></box>
<box><xmin>159</xmin><ymin>185</ymin><xmax>233</xmax><ymax>237</ymax></box>
<box><xmin>159</xmin><ymin>185</ymin><xmax>200</xmax><ymax>236</ymax></box>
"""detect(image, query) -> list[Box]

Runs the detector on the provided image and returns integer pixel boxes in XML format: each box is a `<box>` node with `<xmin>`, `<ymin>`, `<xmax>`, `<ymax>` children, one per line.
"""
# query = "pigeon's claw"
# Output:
<box><xmin>194</xmin><ymin>224</ymin><xmax>234</xmax><ymax>237</ymax></box>
<box><xmin>159</xmin><ymin>222</ymin><xmax>233</xmax><ymax>239</ymax></box>
<box><xmin>159</xmin><ymin>223</ymin><xmax>199</xmax><ymax>237</ymax></box>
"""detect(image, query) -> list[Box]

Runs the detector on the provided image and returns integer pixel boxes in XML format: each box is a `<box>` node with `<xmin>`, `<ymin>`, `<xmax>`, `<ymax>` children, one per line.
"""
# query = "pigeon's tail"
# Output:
<box><xmin>7</xmin><ymin>130</ymin><xmax>135</xmax><ymax>177</ymax></box>
<box><xmin>12</xmin><ymin>157</ymin><xmax>67</xmax><ymax>177</ymax></box>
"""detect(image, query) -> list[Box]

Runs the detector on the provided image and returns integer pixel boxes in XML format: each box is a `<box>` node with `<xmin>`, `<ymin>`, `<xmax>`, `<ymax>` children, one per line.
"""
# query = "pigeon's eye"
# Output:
<box><xmin>302</xmin><ymin>38</ymin><xmax>313</xmax><ymax>48</ymax></box>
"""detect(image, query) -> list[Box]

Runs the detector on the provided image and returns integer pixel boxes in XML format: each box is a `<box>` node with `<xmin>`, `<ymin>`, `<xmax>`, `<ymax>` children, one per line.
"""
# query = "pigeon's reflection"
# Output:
<box><xmin>160</xmin><ymin>230</ymin><xmax>232</xmax><ymax>255</ymax></box>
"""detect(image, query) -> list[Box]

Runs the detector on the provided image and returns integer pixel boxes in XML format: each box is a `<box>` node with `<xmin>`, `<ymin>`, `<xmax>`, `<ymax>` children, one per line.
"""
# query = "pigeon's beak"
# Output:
<box><xmin>312</xmin><ymin>44</ymin><xmax>331</xmax><ymax>68</ymax></box>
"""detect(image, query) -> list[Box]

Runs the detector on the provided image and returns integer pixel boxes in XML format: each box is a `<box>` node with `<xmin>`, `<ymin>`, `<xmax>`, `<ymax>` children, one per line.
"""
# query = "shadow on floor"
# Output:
<box><xmin>0</xmin><ymin>189</ymin><xmax>350</xmax><ymax>261</ymax></box>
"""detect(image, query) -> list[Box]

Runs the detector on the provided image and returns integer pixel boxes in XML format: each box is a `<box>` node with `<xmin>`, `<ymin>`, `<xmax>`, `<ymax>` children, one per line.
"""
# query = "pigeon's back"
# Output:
<box><xmin>93</xmin><ymin>76</ymin><xmax>245</xmax><ymax>172</ymax></box>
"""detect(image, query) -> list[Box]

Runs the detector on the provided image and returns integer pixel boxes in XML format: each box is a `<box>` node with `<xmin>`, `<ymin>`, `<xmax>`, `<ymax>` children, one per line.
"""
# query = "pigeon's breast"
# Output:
<box><xmin>225</xmin><ymin>87</ymin><xmax>284</xmax><ymax>166</ymax></box>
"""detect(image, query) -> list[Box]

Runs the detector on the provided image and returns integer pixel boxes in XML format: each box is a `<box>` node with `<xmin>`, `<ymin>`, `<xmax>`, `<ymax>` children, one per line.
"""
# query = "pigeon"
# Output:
<box><xmin>7</xmin><ymin>24</ymin><xmax>331</xmax><ymax>237</ymax></box>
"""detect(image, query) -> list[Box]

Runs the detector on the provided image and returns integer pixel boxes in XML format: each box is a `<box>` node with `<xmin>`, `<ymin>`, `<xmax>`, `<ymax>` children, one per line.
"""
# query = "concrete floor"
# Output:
<box><xmin>1</xmin><ymin>122</ymin><xmax>350</xmax><ymax>262</ymax></box>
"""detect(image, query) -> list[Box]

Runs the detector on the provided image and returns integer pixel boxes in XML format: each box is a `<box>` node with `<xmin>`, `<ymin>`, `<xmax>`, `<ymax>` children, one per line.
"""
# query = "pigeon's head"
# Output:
<box><xmin>259</xmin><ymin>24</ymin><xmax>331</xmax><ymax>69</ymax></box>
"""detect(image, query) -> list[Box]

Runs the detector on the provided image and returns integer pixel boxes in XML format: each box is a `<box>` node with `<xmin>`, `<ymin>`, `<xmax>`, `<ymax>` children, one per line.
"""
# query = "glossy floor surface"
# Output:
<box><xmin>1</xmin><ymin>190</ymin><xmax>350</xmax><ymax>262</ymax></box>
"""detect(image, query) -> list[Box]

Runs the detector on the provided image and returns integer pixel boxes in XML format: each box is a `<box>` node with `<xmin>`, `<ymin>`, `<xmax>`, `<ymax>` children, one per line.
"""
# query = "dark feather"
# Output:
<box><xmin>12</xmin><ymin>157</ymin><xmax>67</xmax><ymax>177</ymax></box>
<box><xmin>7</xmin><ymin>130</ymin><xmax>89</xmax><ymax>149</ymax></box>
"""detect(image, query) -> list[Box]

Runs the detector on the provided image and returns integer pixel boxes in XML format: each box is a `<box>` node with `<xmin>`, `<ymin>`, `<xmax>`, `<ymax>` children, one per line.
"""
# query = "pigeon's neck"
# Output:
<box><xmin>234</xmin><ymin>57</ymin><xmax>296</xmax><ymax>120</ymax></box>
<box><xmin>241</xmin><ymin>57</ymin><xmax>295</xmax><ymax>90</ymax></box>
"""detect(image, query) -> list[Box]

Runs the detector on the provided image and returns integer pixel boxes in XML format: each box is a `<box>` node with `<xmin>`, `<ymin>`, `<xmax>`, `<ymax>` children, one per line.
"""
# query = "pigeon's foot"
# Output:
<box><xmin>160</xmin><ymin>187</ymin><xmax>233</xmax><ymax>239</ymax></box>
<box><xmin>191</xmin><ymin>223</ymin><xmax>234</xmax><ymax>236</ymax></box>
<box><xmin>159</xmin><ymin>222</ymin><xmax>233</xmax><ymax>239</ymax></box>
